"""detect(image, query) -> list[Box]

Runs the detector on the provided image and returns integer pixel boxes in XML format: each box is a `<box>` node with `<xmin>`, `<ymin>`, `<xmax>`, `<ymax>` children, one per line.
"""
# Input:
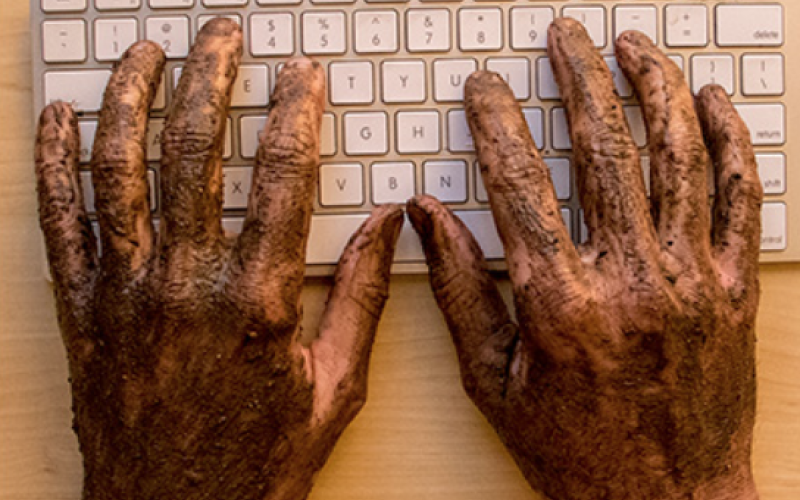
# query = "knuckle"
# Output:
<box><xmin>162</xmin><ymin>128</ymin><xmax>219</xmax><ymax>162</ymax></box>
<box><xmin>257</xmin><ymin>130</ymin><xmax>318</xmax><ymax>175</ymax></box>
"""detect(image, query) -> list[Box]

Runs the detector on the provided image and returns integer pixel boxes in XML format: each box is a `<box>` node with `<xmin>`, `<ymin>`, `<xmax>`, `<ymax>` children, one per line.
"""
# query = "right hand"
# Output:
<box><xmin>408</xmin><ymin>19</ymin><xmax>762</xmax><ymax>500</ymax></box>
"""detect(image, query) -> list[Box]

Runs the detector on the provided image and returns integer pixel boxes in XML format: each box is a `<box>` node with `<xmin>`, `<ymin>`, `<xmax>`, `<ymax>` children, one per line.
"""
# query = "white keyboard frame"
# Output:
<box><xmin>32</xmin><ymin>0</ymin><xmax>799</xmax><ymax>276</ymax></box>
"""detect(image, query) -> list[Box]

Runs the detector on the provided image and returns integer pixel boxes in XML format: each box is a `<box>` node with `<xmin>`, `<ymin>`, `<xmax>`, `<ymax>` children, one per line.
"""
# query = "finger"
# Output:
<box><xmin>35</xmin><ymin>102</ymin><xmax>98</xmax><ymax>352</ymax></box>
<box><xmin>616</xmin><ymin>30</ymin><xmax>714</xmax><ymax>271</ymax></box>
<box><xmin>464</xmin><ymin>70</ymin><xmax>587</xmax><ymax>305</ymax></box>
<box><xmin>308</xmin><ymin>205</ymin><xmax>403</xmax><ymax>425</ymax></box>
<box><xmin>695</xmin><ymin>85</ymin><xmax>763</xmax><ymax>298</ymax></box>
<box><xmin>548</xmin><ymin>19</ymin><xmax>658</xmax><ymax>264</ymax></box>
<box><xmin>407</xmin><ymin>195</ymin><xmax>518</xmax><ymax>406</ymax></box>
<box><xmin>91</xmin><ymin>41</ymin><xmax>165</xmax><ymax>278</ymax></box>
<box><xmin>224</xmin><ymin>58</ymin><xmax>325</xmax><ymax>328</ymax></box>
<box><xmin>160</xmin><ymin>19</ymin><xmax>242</xmax><ymax>260</ymax></box>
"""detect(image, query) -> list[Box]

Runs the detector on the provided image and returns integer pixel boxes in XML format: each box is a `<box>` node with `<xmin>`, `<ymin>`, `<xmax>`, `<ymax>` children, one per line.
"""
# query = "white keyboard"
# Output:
<box><xmin>32</xmin><ymin>0</ymin><xmax>799</xmax><ymax>274</ymax></box>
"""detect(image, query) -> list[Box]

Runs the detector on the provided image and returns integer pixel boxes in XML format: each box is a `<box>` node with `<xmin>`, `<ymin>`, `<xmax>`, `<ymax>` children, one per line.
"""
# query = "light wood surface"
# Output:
<box><xmin>2</xmin><ymin>3</ymin><xmax>799</xmax><ymax>499</ymax></box>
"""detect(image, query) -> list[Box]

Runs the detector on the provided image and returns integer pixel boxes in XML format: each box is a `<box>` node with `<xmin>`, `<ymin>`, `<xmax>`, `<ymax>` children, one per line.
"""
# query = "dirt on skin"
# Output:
<box><xmin>36</xmin><ymin>18</ymin><xmax>403</xmax><ymax>500</ymax></box>
<box><xmin>408</xmin><ymin>19</ymin><xmax>761</xmax><ymax>500</ymax></box>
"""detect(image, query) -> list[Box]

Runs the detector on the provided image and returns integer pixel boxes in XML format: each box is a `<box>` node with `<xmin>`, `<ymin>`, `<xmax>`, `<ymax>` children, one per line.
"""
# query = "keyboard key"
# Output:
<box><xmin>552</xmin><ymin>108</ymin><xmax>571</xmax><ymax>150</ymax></box>
<box><xmin>153</xmin><ymin>77</ymin><xmax>166</xmax><ymax>110</ymax></box>
<box><xmin>458</xmin><ymin>8</ymin><xmax>503</xmax><ymax>51</ymax></box>
<box><xmin>522</xmin><ymin>107</ymin><xmax>544</xmax><ymax>149</ymax></box>
<box><xmin>321</xmin><ymin>113</ymin><xmax>336</xmax><ymax>156</ymax></box>
<box><xmin>536</xmin><ymin>57</ymin><xmax>559</xmax><ymax>100</ymax></box>
<box><xmin>665</xmin><ymin>5</ymin><xmax>708</xmax><ymax>47</ymax></box>
<box><xmin>475</xmin><ymin>162</ymin><xmax>488</xmax><ymax>202</ymax></box>
<box><xmin>510</xmin><ymin>7</ymin><xmax>554</xmax><ymax>50</ymax></box>
<box><xmin>146</xmin><ymin>118</ymin><xmax>165</xmax><ymax>161</ymax></box>
<box><xmin>43</xmin><ymin>20</ymin><xmax>87</xmax><ymax>63</ymax></box>
<box><xmin>561</xmin><ymin>209</ymin><xmax>573</xmax><ymax>240</ymax></box>
<box><xmin>198</xmin><ymin>14</ymin><xmax>243</xmax><ymax>33</ymax></box>
<box><xmin>330</xmin><ymin>61</ymin><xmax>374</xmax><ymax>104</ymax></box>
<box><xmin>735</xmin><ymin>104</ymin><xmax>785</xmax><ymax>146</ymax></box>
<box><xmin>42</xmin><ymin>0</ymin><xmax>87</xmax><ymax>12</ymax></box>
<box><xmin>447</xmin><ymin>109</ymin><xmax>474</xmax><ymax>153</ymax></box>
<box><xmin>614</xmin><ymin>5</ymin><xmax>657</xmax><ymax>43</ymax></box>
<box><xmin>302</xmin><ymin>11</ymin><xmax>347</xmax><ymax>55</ymax></box>
<box><xmin>303</xmin><ymin>214</ymin><xmax>400</xmax><ymax>264</ymax></box>
<box><xmin>146</xmin><ymin>17</ymin><xmax>190</xmax><ymax>59</ymax></box>
<box><xmin>354</xmin><ymin>10</ymin><xmax>399</xmax><ymax>53</ymax></box>
<box><xmin>406</xmin><ymin>9</ymin><xmax>450</xmax><ymax>53</ymax></box>
<box><xmin>486</xmin><ymin>58</ymin><xmax>530</xmax><ymax>100</ymax></box>
<box><xmin>455</xmin><ymin>210</ymin><xmax>503</xmax><ymax>259</ymax></box>
<box><xmin>433</xmin><ymin>59</ymin><xmax>477</xmax><ymax>102</ymax></box>
<box><xmin>716</xmin><ymin>4</ymin><xmax>783</xmax><ymax>47</ymax></box>
<box><xmin>757</xmin><ymin>153</ymin><xmax>786</xmax><ymax>195</ymax></box>
<box><xmin>761</xmin><ymin>202</ymin><xmax>787</xmax><ymax>251</ymax></box>
<box><xmin>94</xmin><ymin>18</ymin><xmax>138</xmax><ymax>62</ymax></box>
<box><xmin>203</xmin><ymin>0</ymin><xmax>248</xmax><ymax>5</ymax></box>
<box><xmin>149</xmin><ymin>0</ymin><xmax>194</xmax><ymax>7</ymax></box>
<box><xmin>562</xmin><ymin>6</ymin><xmax>606</xmax><ymax>48</ymax></box>
<box><xmin>669</xmin><ymin>55</ymin><xmax>685</xmax><ymax>72</ymax></box>
<box><xmin>257</xmin><ymin>0</ymin><xmax>300</xmax><ymax>5</ymax></box>
<box><xmin>95</xmin><ymin>0</ymin><xmax>142</xmax><ymax>8</ymax></box>
<box><xmin>371</xmin><ymin>162</ymin><xmax>415</xmax><ymax>204</ymax></box>
<box><xmin>641</xmin><ymin>156</ymin><xmax>651</xmax><ymax>196</ymax></box>
<box><xmin>624</xmin><ymin>107</ymin><xmax>647</xmax><ymax>148</ymax></box>
<box><xmin>544</xmin><ymin>158</ymin><xmax>571</xmax><ymax>200</ymax></box>
<box><xmin>382</xmin><ymin>60</ymin><xmax>426</xmax><ymax>103</ymax></box>
<box><xmin>78</xmin><ymin>121</ymin><xmax>97</xmax><ymax>163</ymax></box>
<box><xmin>232</xmin><ymin>65</ymin><xmax>269</xmax><ymax>107</ymax></box>
<box><xmin>240</xmin><ymin>115</ymin><xmax>267</xmax><ymax>159</ymax></box>
<box><xmin>396</xmin><ymin>111</ymin><xmax>440</xmax><ymax>154</ymax></box>
<box><xmin>44</xmin><ymin>70</ymin><xmax>112</xmax><ymax>112</ymax></box>
<box><xmin>423</xmin><ymin>160</ymin><xmax>467</xmax><ymax>203</ymax></box>
<box><xmin>320</xmin><ymin>163</ymin><xmax>364</xmax><ymax>206</ymax></box>
<box><xmin>250</xmin><ymin>13</ymin><xmax>294</xmax><ymax>56</ymax></box>
<box><xmin>222</xmin><ymin>166</ymin><xmax>252</xmax><ymax>209</ymax></box>
<box><xmin>691</xmin><ymin>54</ymin><xmax>735</xmax><ymax>95</ymax></box>
<box><xmin>742</xmin><ymin>54</ymin><xmax>784</xmax><ymax>96</ymax></box>
<box><xmin>344</xmin><ymin>112</ymin><xmax>389</xmax><ymax>155</ymax></box>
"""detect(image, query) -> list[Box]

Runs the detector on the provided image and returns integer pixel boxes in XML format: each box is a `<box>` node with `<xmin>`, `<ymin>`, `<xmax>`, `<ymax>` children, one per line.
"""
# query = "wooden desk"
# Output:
<box><xmin>1</xmin><ymin>3</ymin><xmax>798</xmax><ymax>499</ymax></box>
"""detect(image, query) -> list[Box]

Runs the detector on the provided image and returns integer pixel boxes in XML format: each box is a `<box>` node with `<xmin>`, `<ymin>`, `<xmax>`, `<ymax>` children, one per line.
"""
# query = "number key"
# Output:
<box><xmin>146</xmin><ymin>17</ymin><xmax>190</xmax><ymax>58</ymax></box>
<box><xmin>407</xmin><ymin>9</ymin><xmax>450</xmax><ymax>52</ymax></box>
<box><xmin>250</xmin><ymin>13</ymin><xmax>294</xmax><ymax>56</ymax></box>
<box><xmin>302</xmin><ymin>11</ymin><xmax>346</xmax><ymax>55</ymax></box>
<box><xmin>459</xmin><ymin>8</ymin><xmax>502</xmax><ymax>51</ymax></box>
<box><xmin>354</xmin><ymin>10</ymin><xmax>398</xmax><ymax>53</ymax></box>
<box><xmin>510</xmin><ymin>7</ymin><xmax>553</xmax><ymax>50</ymax></box>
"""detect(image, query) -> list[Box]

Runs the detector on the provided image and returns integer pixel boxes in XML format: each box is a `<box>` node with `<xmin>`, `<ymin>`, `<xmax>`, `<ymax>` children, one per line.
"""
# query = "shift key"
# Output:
<box><xmin>44</xmin><ymin>70</ymin><xmax>112</xmax><ymax>113</ymax></box>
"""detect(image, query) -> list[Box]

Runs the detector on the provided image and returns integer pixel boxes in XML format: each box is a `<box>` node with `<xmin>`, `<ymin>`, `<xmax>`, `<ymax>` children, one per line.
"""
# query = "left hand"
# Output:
<box><xmin>35</xmin><ymin>18</ymin><xmax>402</xmax><ymax>500</ymax></box>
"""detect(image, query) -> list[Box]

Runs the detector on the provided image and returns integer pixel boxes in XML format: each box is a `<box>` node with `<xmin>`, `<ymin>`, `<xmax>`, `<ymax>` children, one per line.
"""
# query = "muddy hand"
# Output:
<box><xmin>35</xmin><ymin>18</ymin><xmax>402</xmax><ymax>500</ymax></box>
<box><xmin>409</xmin><ymin>19</ymin><xmax>761</xmax><ymax>500</ymax></box>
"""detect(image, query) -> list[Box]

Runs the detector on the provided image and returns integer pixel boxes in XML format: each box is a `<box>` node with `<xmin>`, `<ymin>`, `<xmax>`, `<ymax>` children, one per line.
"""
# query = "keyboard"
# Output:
<box><xmin>32</xmin><ymin>0</ymin><xmax>799</xmax><ymax>275</ymax></box>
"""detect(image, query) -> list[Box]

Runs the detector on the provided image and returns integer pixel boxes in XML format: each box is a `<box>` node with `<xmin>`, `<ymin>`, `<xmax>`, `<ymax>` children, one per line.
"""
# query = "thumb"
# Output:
<box><xmin>309</xmin><ymin>204</ymin><xmax>403</xmax><ymax>426</ymax></box>
<box><xmin>407</xmin><ymin>195</ymin><xmax>518</xmax><ymax>408</ymax></box>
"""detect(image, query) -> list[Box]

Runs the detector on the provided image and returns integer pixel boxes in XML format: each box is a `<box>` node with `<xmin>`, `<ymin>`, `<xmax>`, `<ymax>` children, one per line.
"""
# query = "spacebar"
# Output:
<box><xmin>308</xmin><ymin>211</ymin><xmax>506</xmax><ymax>264</ymax></box>
<box><xmin>223</xmin><ymin>210</ymin><xmax>504</xmax><ymax>265</ymax></box>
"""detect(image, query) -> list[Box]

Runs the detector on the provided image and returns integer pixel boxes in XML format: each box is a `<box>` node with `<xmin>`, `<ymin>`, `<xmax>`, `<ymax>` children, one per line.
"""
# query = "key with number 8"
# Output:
<box><xmin>459</xmin><ymin>8</ymin><xmax>503</xmax><ymax>51</ymax></box>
